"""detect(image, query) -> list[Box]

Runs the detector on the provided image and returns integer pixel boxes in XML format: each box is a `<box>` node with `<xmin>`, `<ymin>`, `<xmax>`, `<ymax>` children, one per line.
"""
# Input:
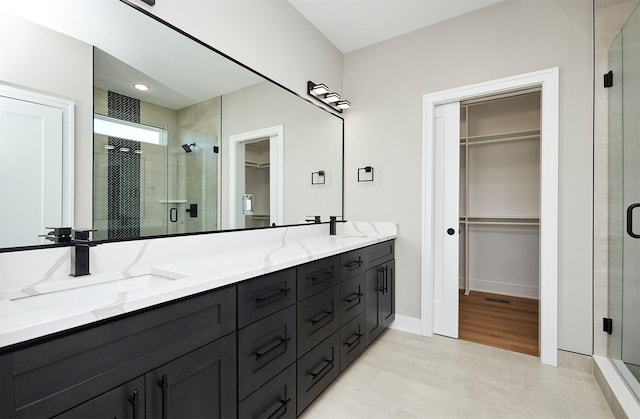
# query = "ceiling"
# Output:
<box><xmin>287</xmin><ymin>0</ymin><xmax>505</xmax><ymax>53</ymax></box>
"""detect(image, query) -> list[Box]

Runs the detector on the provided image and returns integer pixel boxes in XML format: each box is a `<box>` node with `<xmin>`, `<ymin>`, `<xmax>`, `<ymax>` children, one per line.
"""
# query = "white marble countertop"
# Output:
<box><xmin>0</xmin><ymin>222</ymin><xmax>396</xmax><ymax>348</ymax></box>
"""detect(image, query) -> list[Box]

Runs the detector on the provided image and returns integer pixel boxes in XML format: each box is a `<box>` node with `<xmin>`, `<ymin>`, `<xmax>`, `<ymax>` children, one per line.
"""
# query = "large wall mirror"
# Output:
<box><xmin>0</xmin><ymin>0</ymin><xmax>343</xmax><ymax>248</ymax></box>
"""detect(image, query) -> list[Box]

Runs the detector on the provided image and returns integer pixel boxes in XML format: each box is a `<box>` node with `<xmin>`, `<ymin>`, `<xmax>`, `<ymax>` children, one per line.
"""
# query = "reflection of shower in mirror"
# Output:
<box><xmin>181</xmin><ymin>143</ymin><xmax>196</xmax><ymax>153</ymax></box>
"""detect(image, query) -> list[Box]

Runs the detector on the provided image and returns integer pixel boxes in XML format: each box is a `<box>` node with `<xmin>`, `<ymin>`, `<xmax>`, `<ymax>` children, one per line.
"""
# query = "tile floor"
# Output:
<box><xmin>301</xmin><ymin>329</ymin><xmax>614</xmax><ymax>418</ymax></box>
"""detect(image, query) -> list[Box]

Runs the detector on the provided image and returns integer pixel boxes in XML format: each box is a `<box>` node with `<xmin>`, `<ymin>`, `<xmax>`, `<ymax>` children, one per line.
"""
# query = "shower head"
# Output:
<box><xmin>181</xmin><ymin>143</ymin><xmax>196</xmax><ymax>153</ymax></box>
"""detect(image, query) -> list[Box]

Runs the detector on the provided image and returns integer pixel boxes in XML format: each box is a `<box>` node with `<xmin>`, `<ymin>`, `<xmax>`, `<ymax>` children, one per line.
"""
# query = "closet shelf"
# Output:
<box><xmin>245</xmin><ymin>160</ymin><xmax>270</xmax><ymax>169</ymax></box>
<box><xmin>460</xmin><ymin>129</ymin><xmax>540</xmax><ymax>146</ymax></box>
<box><xmin>459</xmin><ymin>216</ymin><xmax>540</xmax><ymax>226</ymax></box>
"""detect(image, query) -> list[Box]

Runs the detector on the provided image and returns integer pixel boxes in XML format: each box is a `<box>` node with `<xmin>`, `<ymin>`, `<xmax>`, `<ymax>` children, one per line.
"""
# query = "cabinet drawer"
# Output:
<box><xmin>296</xmin><ymin>255</ymin><xmax>340</xmax><ymax>301</ymax></box>
<box><xmin>297</xmin><ymin>285</ymin><xmax>340</xmax><ymax>356</ymax></box>
<box><xmin>0</xmin><ymin>285</ymin><xmax>236</xmax><ymax>418</ymax></box>
<box><xmin>238</xmin><ymin>268</ymin><xmax>296</xmax><ymax>328</ymax></box>
<box><xmin>340</xmin><ymin>313</ymin><xmax>365</xmax><ymax>372</ymax></box>
<box><xmin>238</xmin><ymin>364</ymin><xmax>296</xmax><ymax>419</ymax></box>
<box><xmin>366</xmin><ymin>240</ymin><xmax>395</xmax><ymax>268</ymax></box>
<box><xmin>340</xmin><ymin>248</ymin><xmax>365</xmax><ymax>280</ymax></box>
<box><xmin>296</xmin><ymin>331</ymin><xmax>340</xmax><ymax>416</ymax></box>
<box><xmin>238</xmin><ymin>306</ymin><xmax>297</xmax><ymax>400</ymax></box>
<box><xmin>340</xmin><ymin>273</ymin><xmax>365</xmax><ymax>325</ymax></box>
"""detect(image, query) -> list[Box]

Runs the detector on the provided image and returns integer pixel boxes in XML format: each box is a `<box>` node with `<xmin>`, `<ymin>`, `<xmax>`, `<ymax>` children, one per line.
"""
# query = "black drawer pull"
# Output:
<box><xmin>309</xmin><ymin>310</ymin><xmax>334</xmax><ymax>325</ymax></box>
<box><xmin>158</xmin><ymin>374</ymin><xmax>169</xmax><ymax>419</ymax></box>
<box><xmin>344</xmin><ymin>292</ymin><xmax>363</xmax><ymax>303</ymax></box>
<box><xmin>309</xmin><ymin>358</ymin><xmax>335</xmax><ymax>380</ymax></box>
<box><xmin>129</xmin><ymin>389</ymin><xmax>140</xmax><ymax>419</ymax></box>
<box><xmin>266</xmin><ymin>398</ymin><xmax>292</xmax><ymax>419</ymax></box>
<box><xmin>344</xmin><ymin>260</ymin><xmax>362</xmax><ymax>269</ymax></box>
<box><xmin>254</xmin><ymin>287</ymin><xmax>291</xmax><ymax>305</ymax></box>
<box><xmin>345</xmin><ymin>333</ymin><xmax>363</xmax><ymax>347</ymax></box>
<box><xmin>255</xmin><ymin>337</ymin><xmax>292</xmax><ymax>361</ymax></box>
<box><xmin>309</xmin><ymin>271</ymin><xmax>333</xmax><ymax>283</ymax></box>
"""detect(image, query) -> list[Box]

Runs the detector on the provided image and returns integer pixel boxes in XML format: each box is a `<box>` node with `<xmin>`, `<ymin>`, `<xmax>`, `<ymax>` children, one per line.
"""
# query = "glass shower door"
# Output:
<box><xmin>608</xmin><ymin>2</ymin><xmax>640</xmax><ymax>399</ymax></box>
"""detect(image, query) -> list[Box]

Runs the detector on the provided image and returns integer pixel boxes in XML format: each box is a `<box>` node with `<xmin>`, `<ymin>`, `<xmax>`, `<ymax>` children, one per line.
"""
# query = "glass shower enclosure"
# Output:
<box><xmin>608</xmin><ymin>2</ymin><xmax>640</xmax><ymax>400</ymax></box>
<box><xmin>93</xmin><ymin>120</ymin><xmax>219</xmax><ymax>241</ymax></box>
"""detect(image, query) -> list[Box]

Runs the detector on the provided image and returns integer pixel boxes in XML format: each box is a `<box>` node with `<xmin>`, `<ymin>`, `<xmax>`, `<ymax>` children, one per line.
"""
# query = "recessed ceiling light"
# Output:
<box><xmin>133</xmin><ymin>83</ymin><xmax>150</xmax><ymax>91</ymax></box>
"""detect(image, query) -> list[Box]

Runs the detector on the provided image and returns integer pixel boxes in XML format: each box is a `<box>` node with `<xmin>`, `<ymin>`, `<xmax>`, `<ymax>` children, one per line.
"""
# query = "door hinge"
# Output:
<box><xmin>604</xmin><ymin>71</ymin><xmax>613</xmax><ymax>88</ymax></box>
<box><xmin>603</xmin><ymin>317</ymin><xmax>613</xmax><ymax>334</ymax></box>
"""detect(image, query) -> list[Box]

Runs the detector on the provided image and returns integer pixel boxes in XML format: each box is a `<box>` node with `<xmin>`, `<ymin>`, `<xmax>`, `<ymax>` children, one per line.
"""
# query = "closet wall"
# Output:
<box><xmin>459</xmin><ymin>93</ymin><xmax>541</xmax><ymax>299</ymax></box>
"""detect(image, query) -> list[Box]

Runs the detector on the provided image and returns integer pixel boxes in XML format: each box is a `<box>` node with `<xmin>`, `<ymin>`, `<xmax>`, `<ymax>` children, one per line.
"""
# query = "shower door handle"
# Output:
<box><xmin>627</xmin><ymin>203</ymin><xmax>640</xmax><ymax>238</ymax></box>
<box><xmin>169</xmin><ymin>207</ymin><xmax>177</xmax><ymax>223</ymax></box>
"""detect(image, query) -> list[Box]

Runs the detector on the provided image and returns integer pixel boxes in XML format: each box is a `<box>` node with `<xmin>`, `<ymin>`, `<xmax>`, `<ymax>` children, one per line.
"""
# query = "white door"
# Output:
<box><xmin>433</xmin><ymin>102</ymin><xmax>460</xmax><ymax>337</ymax></box>
<box><xmin>0</xmin><ymin>96</ymin><xmax>63</xmax><ymax>247</ymax></box>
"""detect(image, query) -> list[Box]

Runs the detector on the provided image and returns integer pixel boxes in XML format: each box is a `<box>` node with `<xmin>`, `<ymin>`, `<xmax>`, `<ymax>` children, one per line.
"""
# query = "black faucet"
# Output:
<box><xmin>329</xmin><ymin>216</ymin><xmax>338</xmax><ymax>235</ymax></box>
<box><xmin>70</xmin><ymin>229</ymin><xmax>96</xmax><ymax>277</ymax></box>
<box><xmin>40</xmin><ymin>227</ymin><xmax>72</xmax><ymax>243</ymax></box>
<box><xmin>305</xmin><ymin>216</ymin><xmax>321</xmax><ymax>223</ymax></box>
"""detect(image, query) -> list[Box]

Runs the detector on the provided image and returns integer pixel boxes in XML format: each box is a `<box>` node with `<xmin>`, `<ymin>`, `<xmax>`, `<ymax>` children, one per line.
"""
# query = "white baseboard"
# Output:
<box><xmin>389</xmin><ymin>315</ymin><xmax>421</xmax><ymax>335</ymax></box>
<box><xmin>467</xmin><ymin>278</ymin><xmax>539</xmax><ymax>300</ymax></box>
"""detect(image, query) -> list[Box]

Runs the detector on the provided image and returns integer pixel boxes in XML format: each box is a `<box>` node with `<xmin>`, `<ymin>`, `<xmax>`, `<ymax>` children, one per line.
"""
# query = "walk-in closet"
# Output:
<box><xmin>457</xmin><ymin>91</ymin><xmax>541</xmax><ymax>356</ymax></box>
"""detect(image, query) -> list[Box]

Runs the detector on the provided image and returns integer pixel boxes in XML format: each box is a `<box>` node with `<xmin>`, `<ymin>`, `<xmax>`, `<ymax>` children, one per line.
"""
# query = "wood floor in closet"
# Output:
<box><xmin>458</xmin><ymin>290</ymin><xmax>539</xmax><ymax>357</ymax></box>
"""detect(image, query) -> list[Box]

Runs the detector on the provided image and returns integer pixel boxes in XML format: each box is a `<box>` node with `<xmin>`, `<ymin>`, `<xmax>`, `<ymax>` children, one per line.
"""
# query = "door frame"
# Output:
<box><xmin>228</xmin><ymin>125</ymin><xmax>284</xmax><ymax>228</ymax></box>
<box><xmin>421</xmin><ymin>67</ymin><xmax>559</xmax><ymax>366</ymax></box>
<box><xmin>0</xmin><ymin>83</ymin><xmax>74</xmax><ymax>229</ymax></box>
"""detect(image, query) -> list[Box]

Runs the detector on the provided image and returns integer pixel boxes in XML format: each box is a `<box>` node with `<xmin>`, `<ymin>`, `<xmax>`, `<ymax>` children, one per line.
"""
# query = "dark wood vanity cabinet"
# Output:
<box><xmin>0</xmin><ymin>239</ymin><xmax>394</xmax><ymax>418</ymax></box>
<box><xmin>0</xmin><ymin>285</ymin><xmax>237</xmax><ymax>418</ymax></box>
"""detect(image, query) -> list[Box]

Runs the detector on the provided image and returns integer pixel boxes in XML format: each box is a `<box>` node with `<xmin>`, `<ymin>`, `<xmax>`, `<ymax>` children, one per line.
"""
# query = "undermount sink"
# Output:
<box><xmin>8</xmin><ymin>268</ymin><xmax>188</xmax><ymax>311</ymax></box>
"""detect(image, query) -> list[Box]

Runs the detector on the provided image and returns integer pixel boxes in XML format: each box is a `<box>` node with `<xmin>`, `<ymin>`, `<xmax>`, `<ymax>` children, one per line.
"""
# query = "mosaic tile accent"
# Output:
<box><xmin>107</xmin><ymin>91</ymin><xmax>141</xmax><ymax>240</ymax></box>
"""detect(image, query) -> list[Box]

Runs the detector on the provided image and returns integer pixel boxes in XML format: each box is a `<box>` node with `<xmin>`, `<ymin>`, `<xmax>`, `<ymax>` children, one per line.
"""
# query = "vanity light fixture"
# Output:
<box><xmin>104</xmin><ymin>145</ymin><xmax>115</xmax><ymax>150</ymax></box>
<box><xmin>133</xmin><ymin>83</ymin><xmax>150</xmax><ymax>91</ymax></box>
<box><xmin>119</xmin><ymin>147</ymin><xmax>130</xmax><ymax>152</ymax></box>
<box><xmin>307</xmin><ymin>81</ymin><xmax>351</xmax><ymax>113</ymax></box>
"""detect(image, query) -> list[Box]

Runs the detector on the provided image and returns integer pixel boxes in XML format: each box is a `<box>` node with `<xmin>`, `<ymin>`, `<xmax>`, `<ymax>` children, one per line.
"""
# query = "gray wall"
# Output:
<box><xmin>342</xmin><ymin>0</ymin><xmax>594</xmax><ymax>354</ymax></box>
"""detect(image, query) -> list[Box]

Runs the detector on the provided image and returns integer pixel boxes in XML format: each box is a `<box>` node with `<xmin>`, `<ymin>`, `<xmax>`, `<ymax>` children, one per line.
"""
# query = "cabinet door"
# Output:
<box><xmin>380</xmin><ymin>260</ymin><xmax>395</xmax><ymax>328</ymax></box>
<box><xmin>54</xmin><ymin>377</ymin><xmax>145</xmax><ymax>419</ymax></box>
<box><xmin>146</xmin><ymin>333</ymin><xmax>237</xmax><ymax>419</ymax></box>
<box><xmin>364</xmin><ymin>266</ymin><xmax>384</xmax><ymax>345</ymax></box>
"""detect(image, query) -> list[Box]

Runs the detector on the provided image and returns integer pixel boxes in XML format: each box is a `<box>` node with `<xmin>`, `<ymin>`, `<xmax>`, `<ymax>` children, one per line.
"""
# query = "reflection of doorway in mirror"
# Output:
<box><xmin>0</xmin><ymin>96</ymin><xmax>63</xmax><ymax>247</ymax></box>
<box><xmin>244</xmin><ymin>140</ymin><xmax>270</xmax><ymax>228</ymax></box>
<box><xmin>228</xmin><ymin>125</ymin><xmax>284</xmax><ymax>230</ymax></box>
